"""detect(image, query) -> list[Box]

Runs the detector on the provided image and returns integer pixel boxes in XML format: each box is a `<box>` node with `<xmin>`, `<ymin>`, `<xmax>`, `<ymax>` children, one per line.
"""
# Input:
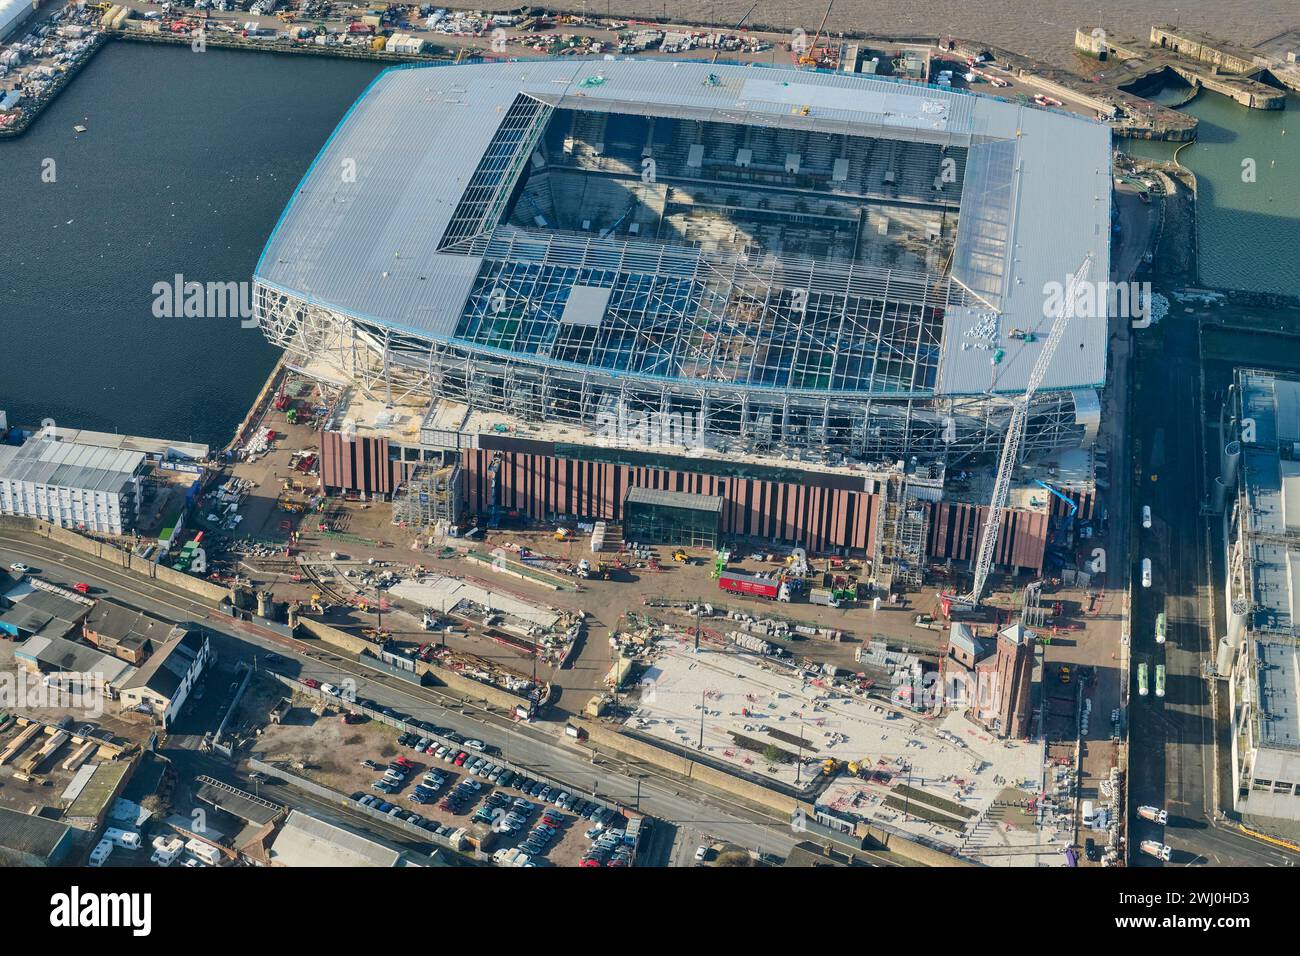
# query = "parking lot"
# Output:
<box><xmin>254</xmin><ymin>708</ymin><xmax>636</xmax><ymax>867</ymax></box>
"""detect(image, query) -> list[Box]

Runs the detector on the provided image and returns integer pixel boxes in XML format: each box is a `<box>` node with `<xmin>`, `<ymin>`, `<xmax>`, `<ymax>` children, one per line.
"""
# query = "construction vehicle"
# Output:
<box><xmin>1137</xmin><ymin>805</ymin><xmax>1168</xmax><ymax>825</ymax></box>
<box><xmin>711</xmin><ymin>549</ymin><xmax>730</xmax><ymax>579</ymax></box>
<box><xmin>554</xmin><ymin>528</ymin><xmax>572</xmax><ymax>541</ymax></box>
<box><xmin>942</xmin><ymin>253</ymin><xmax>1093</xmax><ymax>612</ymax></box>
<box><xmin>797</xmin><ymin>0</ymin><xmax>834</xmax><ymax>66</ymax></box>
<box><xmin>672</xmin><ymin>549</ymin><xmax>688</xmax><ymax>563</ymax></box>
<box><xmin>1139</xmin><ymin>840</ymin><xmax>1172</xmax><ymax>861</ymax></box>
<box><xmin>810</xmin><ymin>587</ymin><xmax>840</xmax><ymax>608</ymax></box>
<box><xmin>820</xmin><ymin>758</ymin><xmax>841</xmax><ymax>775</ymax></box>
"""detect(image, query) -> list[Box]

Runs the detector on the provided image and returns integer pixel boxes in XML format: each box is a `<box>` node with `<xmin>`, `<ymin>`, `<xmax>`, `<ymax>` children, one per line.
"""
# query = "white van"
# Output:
<box><xmin>1082</xmin><ymin>800</ymin><xmax>1097</xmax><ymax>828</ymax></box>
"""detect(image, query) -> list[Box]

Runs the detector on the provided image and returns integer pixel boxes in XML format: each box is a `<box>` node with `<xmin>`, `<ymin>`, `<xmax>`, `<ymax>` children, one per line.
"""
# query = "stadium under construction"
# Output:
<box><xmin>253</xmin><ymin>59</ymin><xmax>1112</xmax><ymax>581</ymax></box>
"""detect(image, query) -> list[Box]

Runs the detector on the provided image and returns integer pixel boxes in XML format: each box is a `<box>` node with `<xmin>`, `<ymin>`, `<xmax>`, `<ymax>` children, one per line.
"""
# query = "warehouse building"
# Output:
<box><xmin>0</xmin><ymin>434</ymin><xmax>147</xmax><ymax>535</ymax></box>
<box><xmin>0</xmin><ymin>0</ymin><xmax>39</xmax><ymax>44</ymax></box>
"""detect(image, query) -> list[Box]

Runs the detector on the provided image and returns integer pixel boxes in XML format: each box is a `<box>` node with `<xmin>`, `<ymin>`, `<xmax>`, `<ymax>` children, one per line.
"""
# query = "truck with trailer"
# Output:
<box><xmin>717</xmin><ymin>571</ymin><xmax>791</xmax><ymax>602</ymax></box>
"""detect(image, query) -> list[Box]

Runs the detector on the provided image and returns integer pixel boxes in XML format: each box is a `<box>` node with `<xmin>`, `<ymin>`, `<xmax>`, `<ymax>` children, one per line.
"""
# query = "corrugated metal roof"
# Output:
<box><xmin>269</xmin><ymin>809</ymin><xmax>401</xmax><ymax>867</ymax></box>
<box><xmin>0</xmin><ymin>437</ymin><xmax>145</xmax><ymax>494</ymax></box>
<box><xmin>625</xmin><ymin>486</ymin><xmax>723</xmax><ymax>512</ymax></box>
<box><xmin>257</xmin><ymin>59</ymin><xmax>1110</xmax><ymax>395</ymax></box>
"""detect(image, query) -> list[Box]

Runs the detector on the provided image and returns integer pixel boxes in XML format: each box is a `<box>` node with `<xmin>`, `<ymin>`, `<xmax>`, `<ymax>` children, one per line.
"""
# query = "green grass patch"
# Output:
<box><xmin>892</xmin><ymin>783</ymin><xmax>978</xmax><ymax>819</ymax></box>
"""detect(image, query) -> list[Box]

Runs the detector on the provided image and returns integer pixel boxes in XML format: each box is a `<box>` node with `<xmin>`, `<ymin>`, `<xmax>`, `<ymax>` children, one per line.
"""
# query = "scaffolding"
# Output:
<box><xmin>873</xmin><ymin>472</ymin><xmax>936</xmax><ymax>589</ymax></box>
<box><xmin>392</xmin><ymin>462</ymin><xmax>462</xmax><ymax>530</ymax></box>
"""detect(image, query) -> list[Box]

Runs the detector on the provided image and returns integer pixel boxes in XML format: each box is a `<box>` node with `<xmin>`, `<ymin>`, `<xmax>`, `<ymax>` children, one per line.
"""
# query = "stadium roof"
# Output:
<box><xmin>256</xmin><ymin>59</ymin><xmax>1110</xmax><ymax>398</ymax></box>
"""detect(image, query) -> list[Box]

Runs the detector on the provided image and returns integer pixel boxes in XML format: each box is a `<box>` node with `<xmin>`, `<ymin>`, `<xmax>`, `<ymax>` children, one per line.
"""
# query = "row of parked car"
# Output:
<box><xmin>350</xmin><ymin>791</ymin><xmax>460</xmax><ymax>843</ymax></box>
<box><xmin>397</xmin><ymin>731</ymin><xmax>617</xmax><ymax>823</ymax></box>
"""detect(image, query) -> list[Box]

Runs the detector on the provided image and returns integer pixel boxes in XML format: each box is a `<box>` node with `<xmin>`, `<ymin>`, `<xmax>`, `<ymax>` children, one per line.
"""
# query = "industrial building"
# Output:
<box><xmin>0</xmin><ymin>0</ymin><xmax>39</xmax><ymax>44</ymax></box>
<box><xmin>254</xmin><ymin>59</ymin><xmax>1110</xmax><ymax>577</ymax></box>
<box><xmin>0</xmin><ymin>434</ymin><xmax>147</xmax><ymax>535</ymax></box>
<box><xmin>267</xmin><ymin>808</ymin><xmax>418</xmax><ymax>867</ymax></box>
<box><xmin>0</xmin><ymin>806</ymin><xmax>77</xmax><ymax>867</ymax></box>
<box><xmin>1222</xmin><ymin>369</ymin><xmax>1300</xmax><ymax>825</ymax></box>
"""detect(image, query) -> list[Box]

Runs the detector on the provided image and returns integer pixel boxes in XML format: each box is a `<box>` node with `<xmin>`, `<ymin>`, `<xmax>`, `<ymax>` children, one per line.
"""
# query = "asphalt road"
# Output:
<box><xmin>1126</xmin><ymin>315</ymin><xmax>1296</xmax><ymax>867</ymax></box>
<box><xmin>0</xmin><ymin>528</ymin><xmax>869</xmax><ymax>866</ymax></box>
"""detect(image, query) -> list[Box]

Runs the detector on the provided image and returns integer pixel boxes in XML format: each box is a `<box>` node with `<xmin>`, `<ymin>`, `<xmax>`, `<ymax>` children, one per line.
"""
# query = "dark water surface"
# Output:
<box><xmin>1</xmin><ymin>41</ymin><xmax>383</xmax><ymax>446</ymax></box>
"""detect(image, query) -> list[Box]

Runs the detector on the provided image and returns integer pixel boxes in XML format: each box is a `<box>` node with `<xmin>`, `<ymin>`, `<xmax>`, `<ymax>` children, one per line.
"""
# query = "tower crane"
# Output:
<box><xmin>944</xmin><ymin>252</ymin><xmax>1094</xmax><ymax>611</ymax></box>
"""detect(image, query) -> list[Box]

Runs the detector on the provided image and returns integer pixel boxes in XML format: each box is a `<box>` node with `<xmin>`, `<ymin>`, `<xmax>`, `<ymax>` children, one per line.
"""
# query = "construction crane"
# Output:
<box><xmin>945</xmin><ymin>253</ymin><xmax>1094</xmax><ymax>611</ymax></box>
<box><xmin>798</xmin><ymin>0</ymin><xmax>834</xmax><ymax>67</ymax></box>
<box><xmin>711</xmin><ymin>0</ymin><xmax>761</xmax><ymax>64</ymax></box>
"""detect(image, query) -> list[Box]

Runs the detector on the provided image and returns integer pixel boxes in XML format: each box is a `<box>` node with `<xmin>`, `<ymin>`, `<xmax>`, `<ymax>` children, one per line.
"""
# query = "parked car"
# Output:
<box><xmin>302</xmin><ymin>678</ymin><xmax>320</xmax><ymax>689</ymax></box>
<box><xmin>372</xmin><ymin>780</ymin><xmax>399</xmax><ymax>794</ymax></box>
<box><xmin>694</xmin><ymin>845</ymin><xmax>711</xmax><ymax>862</ymax></box>
<box><xmin>453</xmin><ymin>752</ymin><xmax>469</xmax><ymax>766</ymax></box>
